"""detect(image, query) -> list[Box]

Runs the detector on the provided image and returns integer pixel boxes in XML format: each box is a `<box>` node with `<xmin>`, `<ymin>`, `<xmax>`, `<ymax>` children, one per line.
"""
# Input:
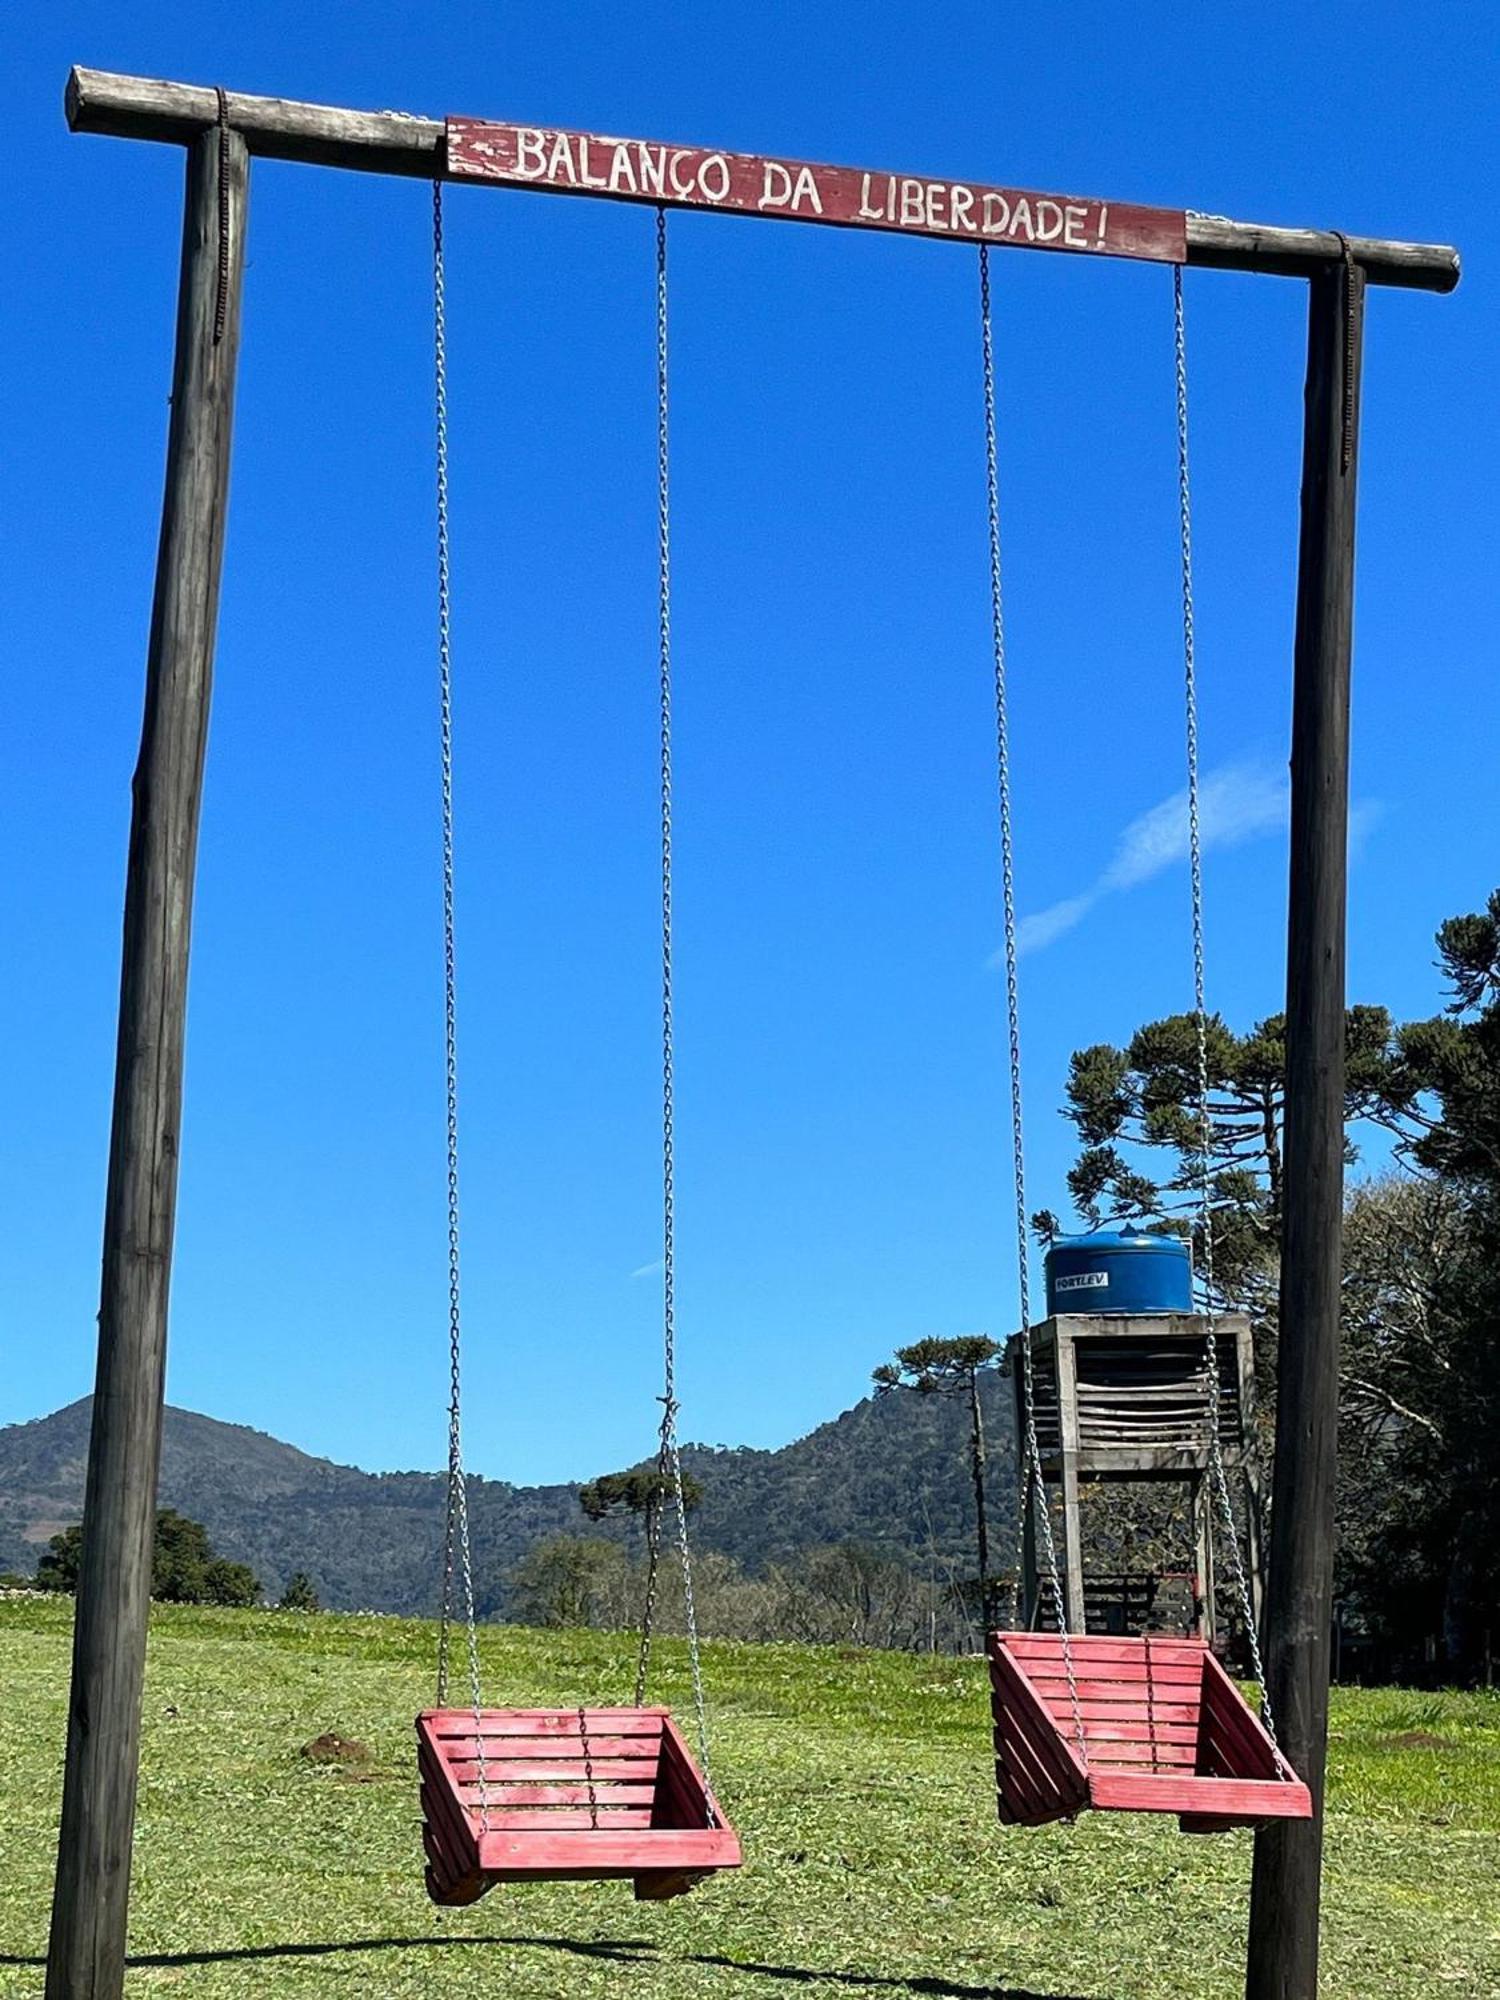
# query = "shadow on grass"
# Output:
<box><xmin>689</xmin><ymin>1953</ymin><xmax>1093</xmax><ymax>1999</ymax></box>
<box><xmin>1</xmin><ymin>1934</ymin><xmax>1095</xmax><ymax>1997</ymax></box>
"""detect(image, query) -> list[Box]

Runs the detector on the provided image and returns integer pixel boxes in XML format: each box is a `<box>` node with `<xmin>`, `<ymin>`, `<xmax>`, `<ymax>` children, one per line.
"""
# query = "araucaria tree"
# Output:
<box><xmin>873</xmin><ymin>1336</ymin><xmax>1003</xmax><ymax>1628</ymax></box>
<box><xmin>578</xmin><ymin>1461</ymin><xmax>706</xmax><ymax>1637</ymax></box>
<box><xmin>1040</xmin><ymin>1006</ymin><xmax>1396</xmax><ymax>1314</ymax></box>
<box><xmin>277</xmin><ymin>1570</ymin><xmax>320</xmax><ymax>1613</ymax></box>
<box><xmin>579</xmin><ymin>1462</ymin><xmax>704</xmax><ymax>1554</ymax></box>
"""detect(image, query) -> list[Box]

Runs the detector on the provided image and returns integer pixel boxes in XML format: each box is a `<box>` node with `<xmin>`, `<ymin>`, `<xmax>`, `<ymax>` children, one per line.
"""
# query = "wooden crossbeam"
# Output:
<box><xmin>65</xmin><ymin>66</ymin><xmax>1460</xmax><ymax>290</ymax></box>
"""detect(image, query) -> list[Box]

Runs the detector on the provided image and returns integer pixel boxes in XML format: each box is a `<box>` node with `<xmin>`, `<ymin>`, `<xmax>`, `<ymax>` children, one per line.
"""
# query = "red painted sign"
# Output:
<box><xmin>446</xmin><ymin>119</ymin><xmax>1186</xmax><ymax>265</ymax></box>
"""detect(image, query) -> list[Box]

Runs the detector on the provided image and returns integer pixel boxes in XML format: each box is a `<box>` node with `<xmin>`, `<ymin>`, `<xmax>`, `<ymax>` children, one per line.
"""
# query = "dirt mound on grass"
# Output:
<box><xmin>300</xmin><ymin>1731</ymin><xmax>371</xmax><ymax>1764</ymax></box>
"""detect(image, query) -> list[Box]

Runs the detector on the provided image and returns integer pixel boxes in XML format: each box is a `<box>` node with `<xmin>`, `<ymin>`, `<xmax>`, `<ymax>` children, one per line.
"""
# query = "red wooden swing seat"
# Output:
<box><xmin>417</xmin><ymin>1707</ymin><xmax>742</xmax><ymax>1904</ymax></box>
<box><xmin>988</xmin><ymin>1633</ymin><xmax>1312</xmax><ymax>1832</ymax></box>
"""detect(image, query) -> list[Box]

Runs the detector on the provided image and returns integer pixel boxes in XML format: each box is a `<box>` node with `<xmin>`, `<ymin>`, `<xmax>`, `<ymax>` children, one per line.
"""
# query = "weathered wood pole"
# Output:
<box><xmin>46</xmin><ymin>123</ymin><xmax>248</xmax><ymax>2000</ymax></box>
<box><xmin>1052</xmin><ymin>1328</ymin><xmax>1086</xmax><ymax>1632</ymax></box>
<box><xmin>1191</xmin><ymin>1474</ymin><xmax>1217</xmax><ymax>1642</ymax></box>
<box><xmin>967</xmin><ymin>1364</ymin><xmax>995</xmax><ymax>1629</ymax></box>
<box><xmin>1245</xmin><ymin>254</ymin><xmax>1365</xmax><ymax>2000</ymax></box>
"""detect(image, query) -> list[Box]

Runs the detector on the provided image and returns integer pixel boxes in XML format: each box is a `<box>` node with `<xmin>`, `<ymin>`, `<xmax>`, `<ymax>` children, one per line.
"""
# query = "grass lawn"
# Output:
<box><xmin>1</xmin><ymin>1596</ymin><xmax>1497</xmax><ymax>1998</ymax></box>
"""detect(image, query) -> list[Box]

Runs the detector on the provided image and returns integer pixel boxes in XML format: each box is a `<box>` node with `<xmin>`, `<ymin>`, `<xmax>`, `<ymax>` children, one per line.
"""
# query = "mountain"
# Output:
<box><xmin>0</xmin><ymin>1385</ymin><xmax>1018</xmax><ymax>1614</ymax></box>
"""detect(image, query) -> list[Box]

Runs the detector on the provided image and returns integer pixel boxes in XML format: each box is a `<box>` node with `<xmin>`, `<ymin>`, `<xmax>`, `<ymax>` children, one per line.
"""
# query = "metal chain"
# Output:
<box><xmin>1011</xmin><ymin>1430</ymin><xmax>1035</xmax><ymax>1626</ymax></box>
<box><xmin>213</xmin><ymin>88</ymin><xmax>231</xmax><ymax>345</ymax></box>
<box><xmin>1174</xmin><ymin>263</ymin><xmax>1276</xmax><ymax>1742</ymax></box>
<box><xmin>433</xmin><ymin>175</ymin><xmax>460</xmax><ymax>1697</ymax></box>
<box><xmin>634</xmin><ymin>206</ymin><xmax>715</xmax><ymax>1802</ymax></box>
<box><xmin>980</xmin><ymin>245</ymin><xmax>1085</xmax><ymax>1764</ymax></box>
<box><xmin>633</xmin><ymin>1492</ymin><xmax>665</xmax><ymax>1704</ymax></box>
<box><xmin>431</xmin><ymin>180</ymin><xmax>490</xmax><ymax>1816</ymax></box>
<box><xmin>578</xmin><ymin>1706</ymin><xmax>601</xmax><ymax>1828</ymax></box>
<box><xmin>1329</xmin><ymin>234</ymin><xmax>1359</xmax><ymax>475</ymax></box>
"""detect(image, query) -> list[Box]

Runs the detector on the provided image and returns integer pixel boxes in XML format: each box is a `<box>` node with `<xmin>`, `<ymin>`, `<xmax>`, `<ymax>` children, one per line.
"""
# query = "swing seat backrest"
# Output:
<box><xmin>417</xmin><ymin>1707</ymin><xmax>741</xmax><ymax>1904</ymax></box>
<box><xmin>988</xmin><ymin>1633</ymin><xmax>1312</xmax><ymax>1832</ymax></box>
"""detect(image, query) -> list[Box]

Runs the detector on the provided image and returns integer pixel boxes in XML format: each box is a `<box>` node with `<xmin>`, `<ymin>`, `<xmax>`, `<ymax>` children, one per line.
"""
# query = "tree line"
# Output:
<box><xmin>512</xmin><ymin>1531</ymin><xmax>982</xmax><ymax>1653</ymax></box>
<box><xmin>3</xmin><ymin>1510</ymin><xmax>320</xmax><ymax>1613</ymax></box>
<box><xmin>522</xmin><ymin>1456</ymin><xmax>986</xmax><ymax>1649</ymax></box>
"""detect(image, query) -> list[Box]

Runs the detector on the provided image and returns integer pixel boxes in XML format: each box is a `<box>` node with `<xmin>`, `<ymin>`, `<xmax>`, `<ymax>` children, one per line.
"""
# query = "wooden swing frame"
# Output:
<box><xmin>45</xmin><ymin>63</ymin><xmax>1458</xmax><ymax>2000</ymax></box>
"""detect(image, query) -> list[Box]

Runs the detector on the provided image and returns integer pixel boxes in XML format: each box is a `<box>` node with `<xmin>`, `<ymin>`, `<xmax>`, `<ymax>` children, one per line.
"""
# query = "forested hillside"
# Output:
<box><xmin>0</xmin><ymin>1379</ymin><xmax>1016</xmax><ymax>1618</ymax></box>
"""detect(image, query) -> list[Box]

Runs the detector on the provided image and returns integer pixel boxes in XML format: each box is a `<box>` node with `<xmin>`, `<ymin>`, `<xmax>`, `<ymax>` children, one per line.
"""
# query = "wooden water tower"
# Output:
<box><xmin>1011</xmin><ymin>1234</ymin><xmax>1261</xmax><ymax>1643</ymax></box>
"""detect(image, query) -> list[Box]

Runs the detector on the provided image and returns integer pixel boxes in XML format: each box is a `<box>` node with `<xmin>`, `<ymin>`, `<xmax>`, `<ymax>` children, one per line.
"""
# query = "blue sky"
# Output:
<box><xmin>3</xmin><ymin>5</ymin><xmax>1495</xmax><ymax>1486</ymax></box>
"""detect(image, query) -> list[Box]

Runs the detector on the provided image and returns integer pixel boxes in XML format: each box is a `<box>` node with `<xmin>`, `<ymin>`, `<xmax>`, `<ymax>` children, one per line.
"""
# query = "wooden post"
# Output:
<box><xmin>1233</xmin><ymin>1314</ymin><xmax>1267</xmax><ymax>1638</ymax></box>
<box><xmin>46</xmin><ymin>124</ymin><xmax>248</xmax><ymax>2000</ymax></box>
<box><xmin>1013</xmin><ymin>1350</ymin><xmax>1042</xmax><ymax>1631</ymax></box>
<box><xmin>1019</xmin><ymin>1506</ymin><xmax>1040</xmax><ymax>1630</ymax></box>
<box><xmin>968</xmin><ymin>1364</ymin><xmax>994</xmax><ymax>1629</ymax></box>
<box><xmin>1245</xmin><ymin>255</ymin><xmax>1364</xmax><ymax>2000</ymax></box>
<box><xmin>1053</xmin><ymin>1327</ymin><xmax>1086</xmax><ymax>1633</ymax></box>
<box><xmin>1191</xmin><ymin>1474</ymin><xmax>1217</xmax><ymax>1643</ymax></box>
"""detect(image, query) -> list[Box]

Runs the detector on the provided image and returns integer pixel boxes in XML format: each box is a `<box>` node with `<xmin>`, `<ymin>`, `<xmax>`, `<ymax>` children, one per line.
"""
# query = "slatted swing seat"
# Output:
<box><xmin>417</xmin><ymin>1707</ymin><xmax>741</xmax><ymax>1904</ymax></box>
<box><xmin>988</xmin><ymin>1633</ymin><xmax>1311</xmax><ymax>1832</ymax></box>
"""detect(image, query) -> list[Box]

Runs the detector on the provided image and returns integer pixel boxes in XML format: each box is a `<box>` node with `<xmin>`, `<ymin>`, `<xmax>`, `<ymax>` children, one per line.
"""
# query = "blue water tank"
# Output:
<box><xmin>1045</xmin><ymin>1229</ymin><xmax>1192</xmax><ymax>1316</ymax></box>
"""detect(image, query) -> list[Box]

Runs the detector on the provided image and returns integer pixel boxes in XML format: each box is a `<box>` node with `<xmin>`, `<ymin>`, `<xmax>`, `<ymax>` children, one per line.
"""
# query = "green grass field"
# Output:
<box><xmin>2</xmin><ymin>1596</ymin><xmax>1497</xmax><ymax>1999</ymax></box>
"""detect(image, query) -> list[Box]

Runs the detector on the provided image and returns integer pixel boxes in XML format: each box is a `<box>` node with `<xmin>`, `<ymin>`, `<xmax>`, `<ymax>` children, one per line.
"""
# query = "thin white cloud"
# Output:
<box><xmin>1005</xmin><ymin>758</ymin><xmax>1314</xmax><ymax>960</ymax></box>
<box><xmin>1015</xmin><ymin>894</ymin><xmax>1097</xmax><ymax>955</ymax></box>
<box><xmin>1103</xmin><ymin>762</ymin><xmax>1289</xmax><ymax>892</ymax></box>
<box><xmin>629</xmin><ymin>1258</ymin><xmax>665</xmax><ymax>1281</ymax></box>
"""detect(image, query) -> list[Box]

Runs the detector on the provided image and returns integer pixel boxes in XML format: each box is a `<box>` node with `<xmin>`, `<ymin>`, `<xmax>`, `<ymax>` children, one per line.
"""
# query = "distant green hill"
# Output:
<box><xmin>0</xmin><ymin>1383</ymin><xmax>1017</xmax><ymax>1614</ymax></box>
